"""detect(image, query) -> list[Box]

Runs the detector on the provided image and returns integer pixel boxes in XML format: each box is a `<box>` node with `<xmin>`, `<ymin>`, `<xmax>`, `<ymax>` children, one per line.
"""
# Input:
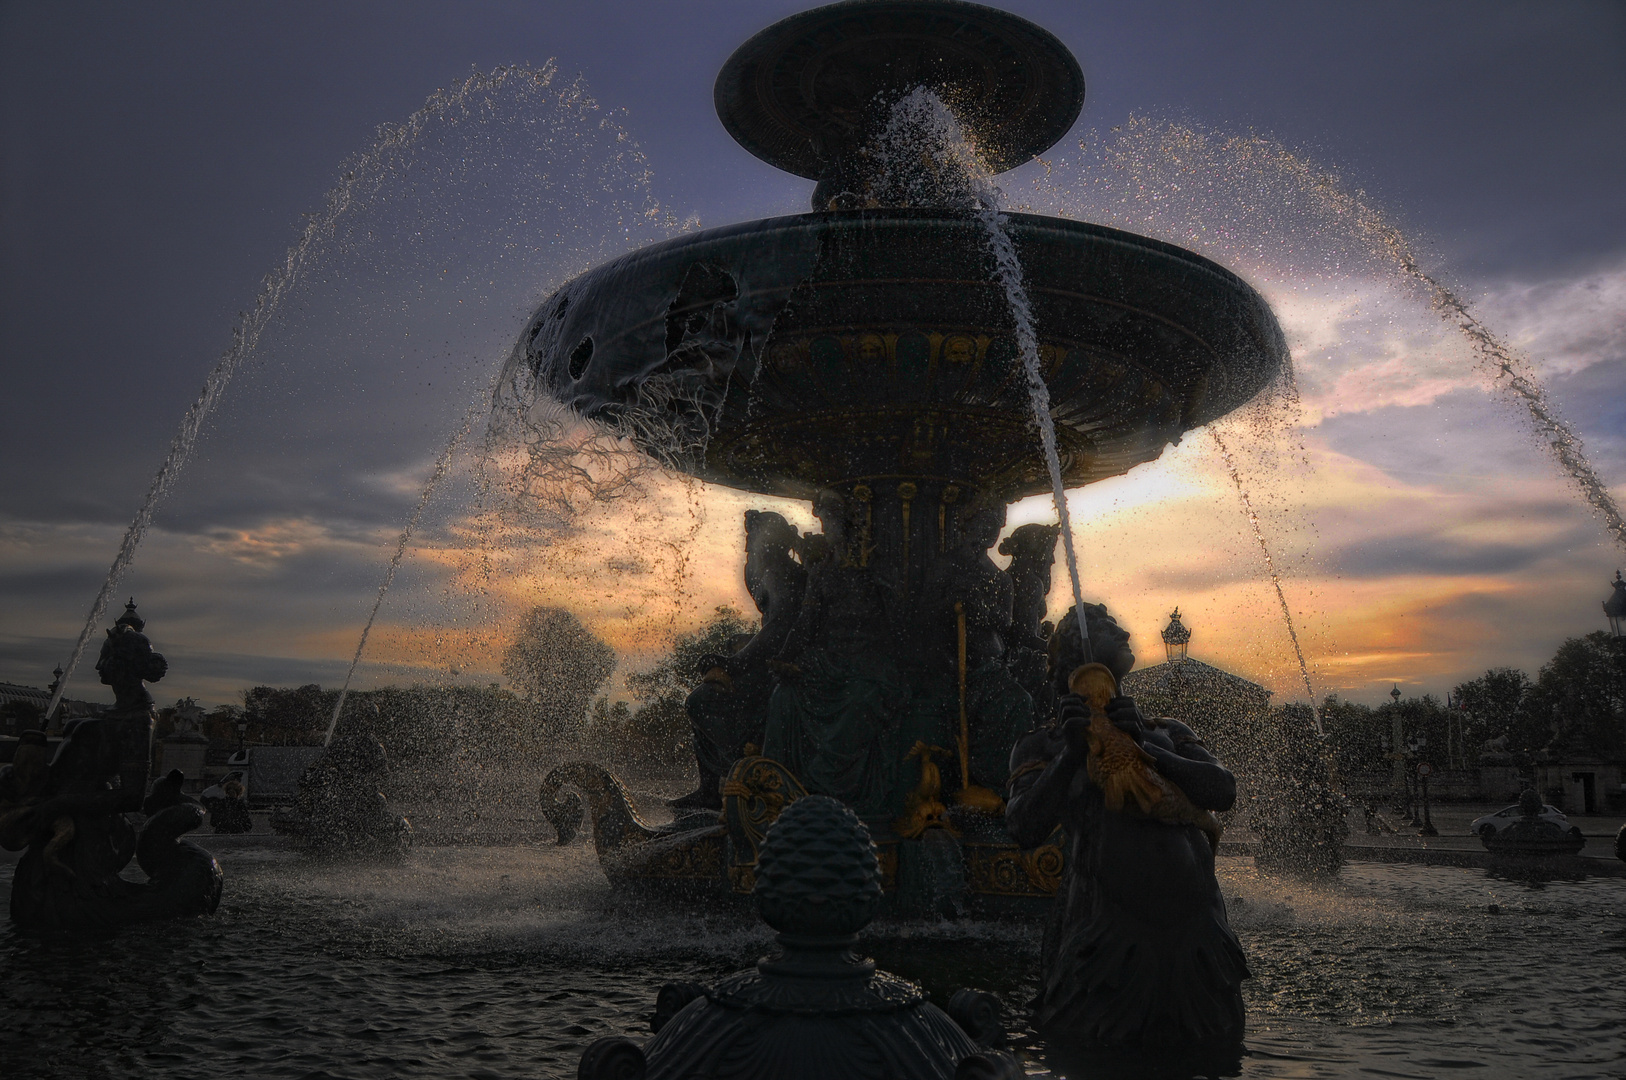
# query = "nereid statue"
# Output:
<box><xmin>1006</xmin><ymin>605</ymin><xmax>1248</xmax><ymax>1069</ymax></box>
<box><xmin>677</xmin><ymin>510</ymin><xmax>806</xmax><ymax>811</ymax></box>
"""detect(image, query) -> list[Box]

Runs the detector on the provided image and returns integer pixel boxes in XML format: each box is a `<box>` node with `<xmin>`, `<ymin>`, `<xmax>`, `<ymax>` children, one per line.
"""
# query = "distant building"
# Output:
<box><xmin>0</xmin><ymin>681</ymin><xmax>51</xmax><ymax>718</ymax></box>
<box><xmin>1120</xmin><ymin>608</ymin><xmax>1272</xmax><ymax>769</ymax></box>
<box><xmin>0</xmin><ymin>677</ymin><xmax>101</xmax><ymax>735</ymax></box>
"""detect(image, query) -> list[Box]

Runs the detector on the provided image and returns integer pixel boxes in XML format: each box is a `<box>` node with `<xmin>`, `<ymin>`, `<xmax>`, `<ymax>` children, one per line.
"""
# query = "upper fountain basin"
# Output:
<box><xmin>522</xmin><ymin>208</ymin><xmax>1287</xmax><ymax>502</ymax></box>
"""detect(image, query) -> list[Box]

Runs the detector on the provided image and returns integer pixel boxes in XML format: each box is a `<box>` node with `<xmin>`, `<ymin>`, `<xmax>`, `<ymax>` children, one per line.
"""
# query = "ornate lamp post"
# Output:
<box><xmin>1389</xmin><ymin>684</ymin><xmax>1405</xmax><ymax>810</ymax></box>
<box><xmin>45</xmin><ymin>663</ymin><xmax>64</xmax><ymax>728</ymax></box>
<box><xmin>1416</xmin><ymin>758</ymin><xmax>1438</xmax><ymax>836</ymax></box>
<box><xmin>1162</xmin><ymin>608</ymin><xmax>1191</xmax><ymax>664</ymax></box>
<box><xmin>1403</xmin><ymin>733</ymin><xmax>1426</xmax><ymax>826</ymax></box>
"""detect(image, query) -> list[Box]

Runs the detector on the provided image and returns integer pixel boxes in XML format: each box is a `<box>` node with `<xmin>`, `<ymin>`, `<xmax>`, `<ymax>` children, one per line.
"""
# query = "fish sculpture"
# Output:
<box><xmin>1069</xmin><ymin>663</ymin><xmax>1223</xmax><ymax>850</ymax></box>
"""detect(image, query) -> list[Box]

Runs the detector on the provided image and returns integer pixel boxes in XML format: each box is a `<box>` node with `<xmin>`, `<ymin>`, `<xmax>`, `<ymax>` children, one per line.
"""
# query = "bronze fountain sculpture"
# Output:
<box><xmin>527</xmin><ymin>0</ymin><xmax>1285</xmax><ymax>928</ymax></box>
<box><xmin>1</xmin><ymin>601</ymin><xmax>223</xmax><ymax>931</ymax></box>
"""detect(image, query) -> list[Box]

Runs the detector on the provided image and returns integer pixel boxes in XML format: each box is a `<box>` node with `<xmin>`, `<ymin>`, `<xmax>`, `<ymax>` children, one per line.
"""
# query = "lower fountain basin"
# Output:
<box><xmin>522</xmin><ymin>208</ymin><xmax>1286</xmax><ymax>501</ymax></box>
<box><xmin>7</xmin><ymin>847</ymin><xmax>1621</xmax><ymax>1079</ymax></box>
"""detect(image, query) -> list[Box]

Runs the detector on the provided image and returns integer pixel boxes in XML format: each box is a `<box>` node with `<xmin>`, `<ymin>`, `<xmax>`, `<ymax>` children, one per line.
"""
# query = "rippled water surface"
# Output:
<box><xmin>2</xmin><ymin>848</ymin><xmax>1621</xmax><ymax>1079</ymax></box>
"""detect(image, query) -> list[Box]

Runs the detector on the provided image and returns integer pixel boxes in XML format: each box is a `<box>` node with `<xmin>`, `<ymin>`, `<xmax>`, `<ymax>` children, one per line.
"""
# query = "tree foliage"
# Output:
<box><xmin>623</xmin><ymin>605</ymin><xmax>756</xmax><ymax>705</ymax></box>
<box><xmin>501</xmin><ymin>606</ymin><xmax>616</xmax><ymax>740</ymax></box>
<box><xmin>1452</xmin><ymin>667</ymin><xmax>1536</xmax><ymax>751</ymax></box>
<box><xmin>1522</xmin><ymin>632</ymin><xmax>1625</xmax><ymax>757</ymax></box>
<box><xmin>599</xmin><ymin>606</ymin><xmax>758</xmax><ymax>772</ymax></box>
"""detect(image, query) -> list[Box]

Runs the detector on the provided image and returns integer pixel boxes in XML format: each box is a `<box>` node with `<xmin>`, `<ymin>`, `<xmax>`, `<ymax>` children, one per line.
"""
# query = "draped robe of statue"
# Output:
<box><xmin>677</xmin><ymin>510</ymin><xmax>807</xmax><ymax>810</ymax></box>
<box><xmin>762</xmin><ymin>492</ymin><xmax>911</xmax><ymax>820</ymax></box>
<box><xmin>1005</xmin><ymin>606</ymin><xmax>1248</xmax><ymax>1066</ymax></box>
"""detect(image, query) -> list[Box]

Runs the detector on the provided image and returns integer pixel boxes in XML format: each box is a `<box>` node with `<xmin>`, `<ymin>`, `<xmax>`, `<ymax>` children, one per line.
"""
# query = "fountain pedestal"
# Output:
<box><xmin>526</xmin><ymin>0</ymin><xmax>1286</xmax><ymax>915</ymax></box>
<box><xmin>0</xmin><ymin>601</ymin><xmax>222</xmax><ymax>932</ymax></box>
<box><xmin>578</xmin><ymin>796</ymin><xmax>1020</xmax><ymax>1080</ymax></box>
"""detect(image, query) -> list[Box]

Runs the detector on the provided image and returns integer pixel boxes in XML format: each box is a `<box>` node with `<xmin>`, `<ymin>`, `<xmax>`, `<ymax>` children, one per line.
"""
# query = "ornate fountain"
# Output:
<box><xmin>528</xmin><ymin>0</ymin><xmax>1286</xmax><ymax>914</ymax></box>
<box><xmin>1</xmin><ymin>601</ymin><xmax>223</xmax><ymax>931</ymax></box>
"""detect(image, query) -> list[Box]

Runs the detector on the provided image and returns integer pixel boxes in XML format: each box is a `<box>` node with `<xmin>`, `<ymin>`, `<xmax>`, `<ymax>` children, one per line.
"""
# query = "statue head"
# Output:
<box><xmin>95</xmin><ymin>613</ymin><xmax>167</xmax><ymax>713</ymax></box>
<box><xmin>999</xmin><ymin>522</ymin><xmax>1059</xmax><ymax>574</ymax></box>
<box><xmin>810</xmin><ymin>489</ymin><xmax>849</xmax><ymax>552</ymax></box>
<box><xmin>114</xmin><ymin>598</ymin><xmax>145</xmax><ymax>632</ymax></box>
<box><xmin>957</xmin><ymin>501</ymin><xmax>1007</xmax><ymax>554</ymax></box>
<box><xmin>1049</xmin><ymin>603</ymin><xmax>1135</xmax><ymax>690</ymax></box>
<box><xmin>744</xmin><ymin>510</ymin><xmax>802</xmax><ymax>601</ymax></box>
<box><xmin>744</xmin><ymin>510</ymin><xmax>799</xmax><ymax>558</ymax></box>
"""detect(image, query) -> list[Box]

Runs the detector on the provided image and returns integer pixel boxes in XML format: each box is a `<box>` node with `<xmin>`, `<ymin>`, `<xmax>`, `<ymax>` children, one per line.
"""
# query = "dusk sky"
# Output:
<box><xmin>2</xmin><ymin>1</ymin><xmax>1623</xmax><ymax>713</ymax></box>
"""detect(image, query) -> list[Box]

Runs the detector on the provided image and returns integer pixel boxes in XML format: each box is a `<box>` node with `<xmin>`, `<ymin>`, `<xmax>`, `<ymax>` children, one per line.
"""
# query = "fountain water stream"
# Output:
<box><xmin>1221</xmin><ymin>134</ymin><xmax>1626</xmax><ymax>555</ymax></box>
<box><xmin>876</xmin><ymin>90</ymin><xmax>1091</xmax><ymax>646</ymax></box>
<box><xmin>1211</xmin><ymin>428</ymin><xmax>1321</xmax><ymax>732</ymax></box>
<box><xmin>323</xmin><ymin>399</ymin><xmax>486</xmax><ymax>748</ymax></box>
<box><xmin>44</xmin><ymin>62</ymin><xmax>569</xmax><ymax>720</ymax></box>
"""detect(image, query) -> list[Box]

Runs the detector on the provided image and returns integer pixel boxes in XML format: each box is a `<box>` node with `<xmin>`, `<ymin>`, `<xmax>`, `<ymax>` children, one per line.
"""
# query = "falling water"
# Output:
<box><xmin>323</xmin><ymin>403</ymin><xmax>483</xmax><ymax>748</ymax></box>
<box><xmin>1074</xmin><ymin>123</ymin><xmax>1626</xmax><ymax>556</ymax></box>
<box><xmin>1222</xmin><ymin>134</ymin><xmax>1626</xmax><ymax>553</ymax></box>
<box><xmin>878</xmin><ymin>90</ymin><xmax>1090</xmax><ymax>646</ymax></box>
<box><xmin>974</xmin><ymin>193</ymin><xmax>1092</xmax><ymax>645</ymax></box>
<box><xmin>1210</xmin><ymin>428</ymin><xmax>1322</xmax><ymax>733</ymax></box>
<box><xmin>45</xmin><ymin>62</ymin><xmax>566</xmax><ymax>719</ymax></box>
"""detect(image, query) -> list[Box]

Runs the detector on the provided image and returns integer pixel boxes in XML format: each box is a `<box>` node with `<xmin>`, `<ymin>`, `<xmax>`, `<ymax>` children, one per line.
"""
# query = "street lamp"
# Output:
<box><xmin>44</xmin><ymin>664</ymin><xmax>64</xmax><ymax>730</ymax></box>
<box><xmin>1404</xmin><ymin>734</ymin><xmax>1427</xmax><ymax>825</ymax></box>
<box><xmin>1162</xmin><ymin>608</ymin><xmax>1191</xmax><ymax>664</ymax></box>
<box><xmin>1389</xmin><ymin>685</ymin><xmax>1405</xmax><ymax>810</ymax></box>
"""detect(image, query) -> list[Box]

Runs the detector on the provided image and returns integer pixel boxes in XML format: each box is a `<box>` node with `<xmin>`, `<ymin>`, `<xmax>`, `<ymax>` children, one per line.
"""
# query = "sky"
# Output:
<box><xmin>2</xmin><ymin>0</ymin><xmax>1623</xmax><ymax>712</ymax></box>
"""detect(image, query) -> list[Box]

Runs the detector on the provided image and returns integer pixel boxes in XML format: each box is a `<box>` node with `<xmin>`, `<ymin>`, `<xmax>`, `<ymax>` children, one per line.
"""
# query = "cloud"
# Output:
<box><xmin>6</xmin><ymin>115</ymin><xmax>1624</xmax><ymax>715</ymax></box>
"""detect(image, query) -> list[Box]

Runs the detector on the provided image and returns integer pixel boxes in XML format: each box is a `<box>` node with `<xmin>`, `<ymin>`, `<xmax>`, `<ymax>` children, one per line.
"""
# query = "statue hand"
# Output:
<box><xmin>1105</xmin><ymin>696</ymin><xmax>1146</xmax><ymax>744</ymax></box>
<box><xmin>1057</xmin><ymin>694</ymin><xmax>1091</xmax><ymax>759</ymax></box>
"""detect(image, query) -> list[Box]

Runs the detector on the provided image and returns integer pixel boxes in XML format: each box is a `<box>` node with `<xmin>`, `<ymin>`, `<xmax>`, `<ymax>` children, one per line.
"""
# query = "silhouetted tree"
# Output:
<box><xmin>623</xmin><ymin>606</ymin><xmax>755</xmax><ymax>705</ymax></box>
<box><xmin>501</xmin><ymin>606</ymin><xmax>616</xmax><ymax>742</ymax></box>
<box><xmin>1523</xmin><ymin>632</ymin><xmax>1626</xmax><ymax>757</ymax></box>
<box><xmin>1318</xmin><ymin>694</ymin><xmax>1381</xmax><ymax>776</ymax></box>
<box><xmin>613</xmin><ymin>606</ymin><xmax>757</xmax><ymax>770</ymax></box>
<box><xmin>1452</xmin><ymin>667</ymin><xmax>1534</xmax><ymax>754</ymax></box>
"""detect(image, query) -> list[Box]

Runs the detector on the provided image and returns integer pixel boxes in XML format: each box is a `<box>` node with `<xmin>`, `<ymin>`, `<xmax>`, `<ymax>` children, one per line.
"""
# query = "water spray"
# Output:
<box><xmin>1211</xmin><ymin>428</ymin><xmax>1322</xmax><ymax>734</ymax></box>
<box><xmin>45</xmin><ymin>62</ymin><xmax>564</xmax><ymax>719</ymax></box>
<box><xmin>878</xmin><ymin>90</ymin><xmax>1092</xmax><ymax>659</ymax></box>
<box><xmin>324</xmin><ymin>400</ymin><xmax>484</xmax><ymax>747</ymax></box>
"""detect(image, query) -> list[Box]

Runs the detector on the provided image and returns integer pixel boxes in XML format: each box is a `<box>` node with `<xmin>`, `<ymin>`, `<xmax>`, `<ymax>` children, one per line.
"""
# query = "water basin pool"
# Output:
<box><xmin>2</xmin><ymin>847</ymin><xmax>1621</xmax><ymax>1079</ymax></box>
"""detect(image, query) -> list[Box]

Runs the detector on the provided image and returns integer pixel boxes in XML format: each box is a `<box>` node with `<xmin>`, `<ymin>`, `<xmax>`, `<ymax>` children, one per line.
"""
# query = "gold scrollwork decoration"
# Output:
<box><xmin>722</xmin><ymin>756</ymin><xmax>809</xmax><ymax>894</ymax></box>
<box><xmin>962</xmin><ymin>833</ymin><xmax>1066</xmax><ymax>896</ymax></box>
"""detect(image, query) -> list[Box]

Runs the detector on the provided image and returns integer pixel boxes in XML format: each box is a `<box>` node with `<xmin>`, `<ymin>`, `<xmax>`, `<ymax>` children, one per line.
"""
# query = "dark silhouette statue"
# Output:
<box><xmin>999</xmin><ymin>522</ymin><xmax>1059</xmax><ymax>653</ymax></box>
<box><xmin>1</xmin><ymin>601</ymin><xmax>223</xmax><ymax>932</ymax></box>
<box><xmin>1005</xmin><ymin>604</ymin><xmax>1248</xmax><ymax>1072</ymax></box>
<box><xmin>675</xmin><ymin>510</ymin><xmax>806</xmax><ymax>811</ymax></box>
<box><xmin>763</xmin><ymin>489</ymin><xmax>912</xmax><ymax>819</ymax></box>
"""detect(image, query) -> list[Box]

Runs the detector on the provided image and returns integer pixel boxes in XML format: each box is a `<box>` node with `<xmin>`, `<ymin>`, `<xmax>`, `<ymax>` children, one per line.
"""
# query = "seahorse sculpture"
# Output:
<box><xmin>1069</xmin><ymin>663</ymin><xmax>1222</xmax><ymax>849</ymax></box>
<box><xmin>539</xmin><ymin>762</ymin><xmax>663</xmax><ymax>856</ymax></box>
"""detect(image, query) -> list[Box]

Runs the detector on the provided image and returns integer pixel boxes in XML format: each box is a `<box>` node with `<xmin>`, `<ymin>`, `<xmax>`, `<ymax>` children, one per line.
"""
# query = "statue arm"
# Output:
<box><xmin>731</xmin><ymin>570</ymin><xmax>804</xmax><ymax>670</ymax></box>
<box><xmin>773</xmin><ymin>569</ymin><xmax>823</xmax><ymax>666</ymax></box>
<box><xmin>1144</xmin><ymin>720</ymin><xmax>1236</xmax><ymax>812</ymax></box>
<box><xmin>1003</xmin><ymin>725</ymin><xmax>1085</xmax><ymax>849</ymax></box>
